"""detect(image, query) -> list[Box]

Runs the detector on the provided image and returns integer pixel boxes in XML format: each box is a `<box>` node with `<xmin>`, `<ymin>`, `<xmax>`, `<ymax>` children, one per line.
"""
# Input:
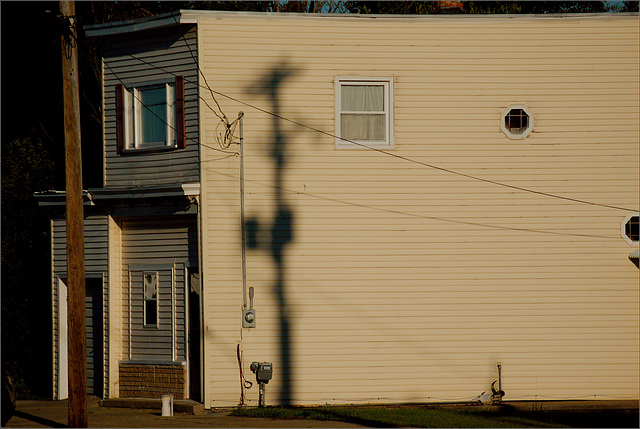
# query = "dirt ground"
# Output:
<box><xmin>4</xmin><ymin>397</ymin><xmax>365</xmax><ymax>428</ymax></box>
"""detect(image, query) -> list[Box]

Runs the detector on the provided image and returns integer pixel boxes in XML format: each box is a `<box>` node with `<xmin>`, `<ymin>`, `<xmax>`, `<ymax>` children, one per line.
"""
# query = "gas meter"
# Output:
<box><xmin>250</xmin><ymin>361</ymin><xmax>273</xmax><ymax>407</ymax></box>
<box><xmin>250</xmin><ymin>362</ymin><xmax>272</xmax><ymax>383</ymax></box>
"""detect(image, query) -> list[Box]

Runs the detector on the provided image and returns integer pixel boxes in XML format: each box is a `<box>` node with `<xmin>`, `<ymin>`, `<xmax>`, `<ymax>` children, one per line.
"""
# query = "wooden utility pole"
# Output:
<box><xmin>60</xmin><ymin>1</ymin><xmax>87</xmax><ymax>427</ymax></box>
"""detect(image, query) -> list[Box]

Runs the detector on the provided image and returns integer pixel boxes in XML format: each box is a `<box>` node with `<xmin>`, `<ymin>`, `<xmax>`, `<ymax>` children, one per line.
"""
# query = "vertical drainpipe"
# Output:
<box><xmin>239</xmin><ymin>112</ymin><xmax>247</xmax><ymax>312</ymax></box>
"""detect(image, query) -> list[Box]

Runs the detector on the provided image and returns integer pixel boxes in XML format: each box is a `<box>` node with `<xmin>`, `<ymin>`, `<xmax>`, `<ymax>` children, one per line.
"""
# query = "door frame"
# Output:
<box><xmin>57</xmin><ymin>274</ymin><xmax>105</xmax><ymax>399</ymax></box>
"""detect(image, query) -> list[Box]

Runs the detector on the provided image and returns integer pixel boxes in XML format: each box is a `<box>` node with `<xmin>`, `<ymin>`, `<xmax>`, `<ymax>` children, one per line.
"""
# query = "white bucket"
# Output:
<box><xmin>161</xmin><ymin>394</ymin><xmax>174</xmax><ymax>417</ymax></box>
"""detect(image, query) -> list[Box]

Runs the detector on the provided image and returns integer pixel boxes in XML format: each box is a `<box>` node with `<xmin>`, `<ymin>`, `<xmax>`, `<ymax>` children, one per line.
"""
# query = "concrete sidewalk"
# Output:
<box><xmin>4</xmin><ymin>398</ymin><xmax>366</xmax><ymax>428</ymax></box>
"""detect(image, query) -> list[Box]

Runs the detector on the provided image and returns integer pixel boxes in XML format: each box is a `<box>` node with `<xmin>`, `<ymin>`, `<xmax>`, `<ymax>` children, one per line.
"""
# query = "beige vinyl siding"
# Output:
<box><xmin>51</xmin><ymin>214</ymin><xmax>109</xmax><ymax>399</ymax></box>
<box><xmin>102</xmin><ymin>25</ymin><xmax>199</xmax><ymax>187</ymax></box>
<box><xmin>198</xmin><ymin>13</ymin><xmax>639</xmax><ymax>407</ymax></box>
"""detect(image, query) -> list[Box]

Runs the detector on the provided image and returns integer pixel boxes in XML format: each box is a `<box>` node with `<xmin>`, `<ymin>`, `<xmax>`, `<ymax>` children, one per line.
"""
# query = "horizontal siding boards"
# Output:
<box><xmin>197</xmin><ymin>13</ymin><xmax>640</xmax><ymax>407</ymax></box>
<box><xmin>121</xmin><ymin>216</ymin><xmax>197</xmax><ymax>363</ymax></box>
<box><xmin>103</xmin><ymin>25</ymin><xmax>199</xmax><ymax>187</ymax></box>
<box><xmin>51</xmin><ymin>215</ymin><xmax>110</xmax><ymax>399</ymax></box>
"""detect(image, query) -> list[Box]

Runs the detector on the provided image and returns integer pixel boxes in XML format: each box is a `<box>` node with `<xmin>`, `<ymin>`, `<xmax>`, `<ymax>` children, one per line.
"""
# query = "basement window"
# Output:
<box><xmin>622</xmin><ymin>213</ymin><xmax>639</xmax><ymax>246</ymax></box>
<box><xmin>501</xmin><ymin>105</ymin><xmax>533</xmax><ymax>139</ymax></box>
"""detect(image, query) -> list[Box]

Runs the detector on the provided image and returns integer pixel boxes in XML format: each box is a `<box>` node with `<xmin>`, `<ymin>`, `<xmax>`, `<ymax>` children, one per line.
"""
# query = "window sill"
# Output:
<box><xmin>119</xmin><ymin>145</ymin><xmax>179</xmax><ymax>155</ymax></box>
<box><xmin>335</xmin><ymin>141</ymin><xmax>395</xmax><ymax>150</ymax></box>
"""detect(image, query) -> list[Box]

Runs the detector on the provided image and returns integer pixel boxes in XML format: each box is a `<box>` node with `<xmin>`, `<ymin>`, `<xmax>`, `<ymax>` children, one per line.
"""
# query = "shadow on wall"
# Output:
<box><xmin>246</xmin><ymin>60</ymin><xmax>298</xmax><ymax>406</ymax></box>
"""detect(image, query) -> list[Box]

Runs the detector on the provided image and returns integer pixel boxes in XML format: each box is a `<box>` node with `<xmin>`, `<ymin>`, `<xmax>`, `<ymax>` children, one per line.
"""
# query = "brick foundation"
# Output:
<box><xmin>119</xmin><ymin>362</ymin><xmax>186</xmax><ymax>399</ymax></box>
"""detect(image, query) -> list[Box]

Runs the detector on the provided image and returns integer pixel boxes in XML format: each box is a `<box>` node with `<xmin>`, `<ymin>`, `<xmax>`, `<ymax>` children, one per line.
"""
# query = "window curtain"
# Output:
<box><xmin>341</xmin><ymin>85</ymin><xmax>385</xmax><ymax>141</ymax></box>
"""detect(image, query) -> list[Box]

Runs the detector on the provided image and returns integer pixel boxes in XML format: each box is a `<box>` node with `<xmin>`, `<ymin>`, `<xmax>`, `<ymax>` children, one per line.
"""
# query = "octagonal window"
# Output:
<box><xmin>501</xmin><ymin>105</ymin><xmax>533</xmax><ymax>139</ymax></box>
<box><xmin>622</xmin><ymin>213</ymin><xmax>639</xmax><ymax>246</ymax></box>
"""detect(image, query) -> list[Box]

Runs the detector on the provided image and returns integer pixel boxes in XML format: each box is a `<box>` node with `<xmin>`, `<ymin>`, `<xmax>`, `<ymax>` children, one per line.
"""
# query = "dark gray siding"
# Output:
<box><xmin>121</xmin><ymin>216</ymin><xmax>197</xmax><ymax>362</ymax></box>
<box><xmin>103</xmin><ymin>25</ymin><xmax>199</xmax><ymax>187</ymax></box>
<box><xmin>52</xmin><ymin>215</ymin><xmax>109</xmax><ymax>399</ymax></box>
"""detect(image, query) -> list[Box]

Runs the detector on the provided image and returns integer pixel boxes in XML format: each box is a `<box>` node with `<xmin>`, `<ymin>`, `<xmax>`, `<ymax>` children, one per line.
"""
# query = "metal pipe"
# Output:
<box><xmin>239</xmin><ymin>112</ymin><xmax>247</xmax><ymax>310</ymax></box>
<box><xmin>497</xmin><ymin>364</ymin><xmax>502</xmax><ymax>393</ymax></box>
<box><xmin>258</xmin><ymin>382</ymin><xmax>265</xmax><ymax>407</ymax></box>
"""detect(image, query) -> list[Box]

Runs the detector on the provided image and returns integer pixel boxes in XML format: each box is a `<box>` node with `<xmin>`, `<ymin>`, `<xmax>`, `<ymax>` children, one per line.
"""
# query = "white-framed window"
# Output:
<box><xmin>335</xmin><ymin>77</ymin><xmax>394</xmax><ymax>149</ymax></box>
<box><xmin>622</xmin><ymin>213</ymin><xmax>639</xmax><ymax>246</ymax></box>
<box><xmin>143</xmin><ymin>271</ymin><xmax>159</xmax><ymax>328</ymax></box>
<box><xmin>116</xmin><ymin>76</ymin><xmax>185</xmax><ymax>153</ymax></box>
<box><xmin>501</xmin><ymin>104</ymin><xmax>533</xmax><ymax>139</ymax></box>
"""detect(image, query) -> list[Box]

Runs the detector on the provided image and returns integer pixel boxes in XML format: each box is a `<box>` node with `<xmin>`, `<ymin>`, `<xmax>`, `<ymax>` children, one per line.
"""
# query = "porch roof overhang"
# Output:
<box><xmin>89</xmin><ymin>183</ymin><xmax>200</xmax><ymax>201</ymax></box>
<box><xmin>34</xmin><ymin>190</ymin><xmax>94</xmax><ymax>206</ymax></box>
<box><xmin>34</xmin><ymin>183</ymin><xmax>200</xmax><ymax>206</ymax></box>
<box><xmin>84</xmin><ymin>10</ymin><xmax>199</xmax><ymax>37</ymax></box>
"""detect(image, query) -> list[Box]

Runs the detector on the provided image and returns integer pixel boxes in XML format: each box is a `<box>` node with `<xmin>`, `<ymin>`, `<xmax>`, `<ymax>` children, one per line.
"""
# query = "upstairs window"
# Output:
<box><xmin>335</xmin><ymin>77</ymin><xmax>393</xmax><ymax>149</ymax></box>
<box><xmin>501</xmin><ymin>105</ymin><xmax>533</xmax><ymax>139</ymax></box>
<box><xmin>116</xmin><ymin>76</ymin><xmax>185</xmax><ymax>153</ymax></box>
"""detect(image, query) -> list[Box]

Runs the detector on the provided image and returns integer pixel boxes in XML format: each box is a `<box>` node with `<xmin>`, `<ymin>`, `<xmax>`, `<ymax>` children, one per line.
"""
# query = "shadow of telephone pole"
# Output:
<box><xmin>251</xmin><ymin>62</ymin><xmax>296</xmax><ymax>406</ymax></box>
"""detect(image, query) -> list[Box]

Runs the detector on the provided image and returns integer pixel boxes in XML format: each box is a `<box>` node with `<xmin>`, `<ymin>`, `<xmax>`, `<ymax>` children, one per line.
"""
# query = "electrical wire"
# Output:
<box><xmin>101</xmin><ymin>16</ymin><xmax>637</xmax><ymax>214</ymax></box>
<box><xmin>206</xmin><ymin>87</ymin><xmax>638</xmax><ymax>213</ymax></box>
<box><xmin>203</xmin><ymin>167</ymin><xmax>621</xmax><ymax>240</ymax></box>
<box><xmin>104</xmin><ymin>62</ymin><xmax>238</xmax><ymax>156</ymax></box>
<box><xmin>169</xmin><ymin>12</ymin><xmax>241</xmax><ymax>150</ymax></box>
<box><xmin>104</xmin><ymin>41</ymin><xmax>238</xmax><ymax>150</ymax></box>
<box><xmin>237</xmin><ymin>343</ymin><xmax>253</xmax><ymax>406</ymax></box>
<box><xmin>170</xmin><ymin>13</ymin><xmax>229</xmax><ymax>125</ymax></box>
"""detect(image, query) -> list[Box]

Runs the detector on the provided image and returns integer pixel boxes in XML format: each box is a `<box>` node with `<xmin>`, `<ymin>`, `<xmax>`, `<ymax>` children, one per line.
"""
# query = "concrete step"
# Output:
<box><xmin>100</xmin><ymin>398</ymin><xmax>205</xmax><ymax>415</ymax></box>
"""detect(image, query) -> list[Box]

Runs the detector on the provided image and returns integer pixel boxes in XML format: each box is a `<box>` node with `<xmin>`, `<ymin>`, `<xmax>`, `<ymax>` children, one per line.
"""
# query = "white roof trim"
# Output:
<box><xmin>84</xmin><ymin>10</ymin><xmax>198</xmax><ymax>37</ymax></box>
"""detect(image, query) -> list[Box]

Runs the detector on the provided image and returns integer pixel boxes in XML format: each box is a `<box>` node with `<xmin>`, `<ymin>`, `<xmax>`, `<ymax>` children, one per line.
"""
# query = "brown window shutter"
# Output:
<box><xmin>175</xmin><ymin>75</ymin><xmax>186</xmax><ymax>148</ymax></box>
<box><xmin>115</xmin><ymin>84</ymin><xmax>125</xmax><ymax>154</ymax></box>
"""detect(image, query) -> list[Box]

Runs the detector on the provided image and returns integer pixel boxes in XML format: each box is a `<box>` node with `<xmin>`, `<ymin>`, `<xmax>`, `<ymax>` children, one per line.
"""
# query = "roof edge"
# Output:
<box><xmin>84</xmin><ymin>9</ymin><xmax>638</xmax><ymax>37</ymax></box>
<box><xmin>84</xmin><ymin>10</ymin><xmax>198</xmax><ymax>37</ymax></box>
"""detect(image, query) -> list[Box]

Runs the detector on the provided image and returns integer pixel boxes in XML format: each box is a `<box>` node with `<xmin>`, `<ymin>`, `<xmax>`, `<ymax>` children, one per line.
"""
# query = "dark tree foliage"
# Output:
<box><xmin>347</xmin><ymin>1</ymin><xmax>620</xmax><ymax>14</ymax></box>
<box><xmin>345</xmin><ymin>1</ymin><xmax>441</xmax><ymax>14</ymax></box>
<box><xmin>1</xmin><ymin>137</ymin><xmax>54</xmax><ymax>398</ymax></box>
<box><xmin>1</xmin><ymin>2</ymin><xmax>61</xmax><ymax>398</ymax></box>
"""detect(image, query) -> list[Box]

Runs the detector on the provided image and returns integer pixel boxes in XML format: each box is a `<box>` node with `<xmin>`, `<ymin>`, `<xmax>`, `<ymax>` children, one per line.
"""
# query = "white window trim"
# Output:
<box><xmin>501</xmin><ymin>104</ymin><xmax>533</xmax><ymax>140</ymax></box>
<box><xmin>621</xmin><ymin>212</ymin><xmax>639</xmax><ymax>246</ymax></box>
<box><xmin>123</xmin><ymin>80</ymin><xmax>177</xmax><ymax>151</ymax></box>
<box><xmin>335</xmin><ymin>76</ymin><xmax>394</xmax><ymax>149</ymax></box>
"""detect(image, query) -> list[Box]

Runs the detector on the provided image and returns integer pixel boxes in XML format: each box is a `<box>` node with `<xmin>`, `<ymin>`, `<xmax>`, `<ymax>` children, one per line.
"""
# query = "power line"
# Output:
<box><xmin>102</xmin><ymin>25</ymin><xmax>637</xmax><ymax>214</ymax></box>
<box><xmin>103</xmin><ymin>41</ymin><xmax>238</xmax><ymax>149</ymax></box>
<box><xmin>170</xmin><ymin>13</ymin><xmax>228</xmax><ymax>125</ymax></box>
<box><xmin>103</xmin><ymin>61</ymin><xmax>237</xmax><ymax>156</ymax></box>
<box><xmin>203</xmin><ymin>167</ymin><xmax>621</xmax><ymax>241</ymax></box>
<box><xmin>102</xmin><ymin>50</ymin><xmax>630</xmax><ymax>240</ymax></box>
<box><xmin>207</xmin><ymin>88</ymin><xmax>638</xmax><ymax>213</ymax></box>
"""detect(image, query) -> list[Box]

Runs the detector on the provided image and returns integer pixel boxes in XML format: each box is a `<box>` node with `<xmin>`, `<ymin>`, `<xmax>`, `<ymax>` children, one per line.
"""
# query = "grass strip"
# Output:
<box><xmin>231</xmin><ymin>404</ymin><xmax>566</xmax><ymax>428</ymax></box>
